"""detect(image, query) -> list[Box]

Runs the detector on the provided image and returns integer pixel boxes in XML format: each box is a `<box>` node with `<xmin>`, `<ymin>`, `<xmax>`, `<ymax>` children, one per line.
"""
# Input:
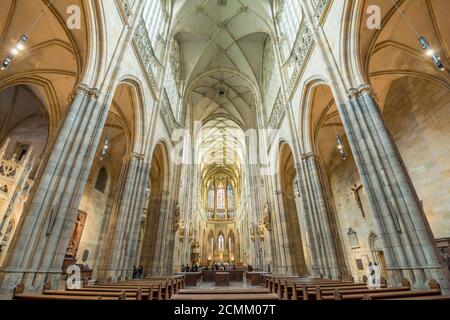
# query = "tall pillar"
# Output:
<box><xmin>273</xmin><ymin>190</ymin><xmax>296</xmax><ymax>275</ymax></box>
<box><xmin>0</xmin><ymin>84</ymin><xmax>108</xmax><ymax>290</ymax></box>
<box><xmin>96</xmin><ymin>153</ymin><xmax>149</xmax><ymax>281</ymax></box>
<box><xmin>298</xmin><ymin>153</ymin><xmax>341</xmax><ymax>279</ymax></box>
<box><xmin>339</xmin><ymin>84</ymin><xmax>450</xmax><ymax>290</ymax></box>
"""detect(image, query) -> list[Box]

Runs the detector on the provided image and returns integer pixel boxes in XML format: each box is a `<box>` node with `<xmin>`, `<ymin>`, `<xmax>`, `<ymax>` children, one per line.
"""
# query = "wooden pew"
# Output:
<box><xmin>12</xmin><ymin>284</ymin><xmax>132</xmax><ymax>301</ymax></box>
<box><xmin>171</xmin><ymin>293</ymin><xmax>279</xmax><ymax>301</ymax></box>
<box><xmin>178</xmin><ymin>288</ymin><xmax>271</xmax><ymax>294</ymax></box>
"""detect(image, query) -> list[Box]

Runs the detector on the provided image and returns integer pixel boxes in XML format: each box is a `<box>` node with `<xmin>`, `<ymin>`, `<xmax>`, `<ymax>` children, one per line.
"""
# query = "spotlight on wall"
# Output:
<box><xmin>1</xmin><ymin>34</ymin><xmax>28</xmax><ymax>71</ymax></box>
<box><xmin>419</xmin><ymin>36</ymin><xmax>445</xmax><ymax>71</ymax></box>
<box><xmin>336</xmin><ymin>135</ymin><xmax>347</xmax><ymax>161</ymax></box>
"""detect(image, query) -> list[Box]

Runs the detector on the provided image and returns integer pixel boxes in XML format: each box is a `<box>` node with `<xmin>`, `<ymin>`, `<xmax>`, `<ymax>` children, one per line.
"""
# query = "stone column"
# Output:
<box><xmin>273</xmin><ymin>190</ymin><xmax>296</xmax><ymax>275</ymax></box>
<box><xmin>96</xmin><ymin>153</ymin><xmax>149</xmax><ymax>281</ymax></box>
<box><xmin>339</xmin><ymin>84</ymin><xmax>450</xmax><ymax>290</ymax></box>
<box><xmin>0</xmin><ymin>84</ymin><xmax>108</xmax><ymax>290</ymax></box>
<box><xmin>298</xmin><ymin>153</ymin><xmax>341</xmax><ymax>279</ymax></box>
<box><xmin>150</xmin><ymin>190</ymin><xmax>172</xmax><ymax>276</ymax></box>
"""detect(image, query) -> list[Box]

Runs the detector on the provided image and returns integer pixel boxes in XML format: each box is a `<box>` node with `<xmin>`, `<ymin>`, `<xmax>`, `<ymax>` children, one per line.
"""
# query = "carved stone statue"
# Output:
<box><xmin>250</xmin><ymin>227</ymin><xmax>255</xmax><ymax>242</ymax></box>
<box><xmin>189</xmin><ymin>222</ymin><xmax>193</xmax><ymax>243</ymax></box>
<box><xmin>66</xmin><ymin>215</ymin><xmax>82</xmax><ymax>257</ymax></box>
<box><xmin>66</xmin><ymin>213</ymin><xmax>86</xmax><ymax>257</ymax></box>
<box><xmin>262</xmin><ymin>202</ymin><xmax>272</xmax><ymax>231</ymax></box>
<box><xmin>173</xmin><ymin>204</ymin><xmax>180</xmax><ymax>232</ymax></box>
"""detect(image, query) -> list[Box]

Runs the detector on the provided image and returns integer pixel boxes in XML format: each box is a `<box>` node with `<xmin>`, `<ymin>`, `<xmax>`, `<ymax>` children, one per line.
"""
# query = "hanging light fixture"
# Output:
<box><xmin>418</xmin><ymin>36</ymin><xmax>445</xmax><ymax>71</ymax></box>
<box><xmin>331</xmin><ymin>112</ymin><xmax>347</xmax><ymax>161</ymax></box>
<box><xmin>99</xmin><ymin>136</ymin><xmax>111</xmax><ymax>161</ymax></box>
<box><xmin>1</xmin><ymin>0</ymin><xmax>56</xmax><ymax>71</ymax></box>
<box><xmin>390</xmin><ymin>0</ymin><xmax>445</xmax><ymax>72</ymax></box>
<box><xmin>1</xmin><ymin>35</ymin><xmax>28</xmax><ymax>71</ymax></box>
<box><xmin>335</xmin><ymin>135</ymin><xmax>347</xmax><ymax>161</ymax></box>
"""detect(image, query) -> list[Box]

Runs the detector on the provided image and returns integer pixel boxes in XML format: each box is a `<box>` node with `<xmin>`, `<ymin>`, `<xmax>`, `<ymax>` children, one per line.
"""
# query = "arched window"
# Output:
<box><xmin>142</xmin><ymin>0</ymin><xmax>168</xmax><ymax>49</ymax></box>
<box><xmin>218</xmin><ymin>234</ymin><xmax>225</xmax><ymax>252</ymax></box>
<box><xmin>95</xmin><ymin>167</ymin><xmax>108</xmax><ymax>193</ymax></box>
<box><xmin>216</xmin><ymin>182</ymin><xmax>225</xmax><ymax>210</ymax></box>
<box><xmin>227</xmin><ymin>183</ymin><xmax>234</xmax><ymax>209</ymax></box>
<box><xmin>278</xmin><ymin>0</ymin><xmax>302</xmax><ymax>55</ymax></box>
<box><xmin>208</xmin><ymin>184</ymin><xmax>215</xmax><ymax>209</ymax></box>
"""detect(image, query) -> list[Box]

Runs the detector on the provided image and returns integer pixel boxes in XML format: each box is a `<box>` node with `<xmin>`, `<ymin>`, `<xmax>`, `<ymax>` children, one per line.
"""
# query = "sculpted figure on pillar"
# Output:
<box><xmin>189</xmin><ymin>222</ymin><xmax>193</xmax><ymax>243</ymax></box>
<box><xmin>262</xmin><ymin>202</ymin><xmax>272</xmax><ymax>231</ymax></box>
<box><xmin>173</xmin><ymin>204</ymin><xmax>180</xmax><ymax>232</ymax></box>
<box><xmin>178</xmin><ymin>219</ymin><xmax>185</xmax><ymax>242</ymax></box>
<box><xmin>250</xmin><ymin>227</ymin><xmax>255</xmax><ymax>242</ymax></box>
<box><xmin>257</xmin><ymin>222</ymin><xmax>265</xmax><ymax>241</ymax></box>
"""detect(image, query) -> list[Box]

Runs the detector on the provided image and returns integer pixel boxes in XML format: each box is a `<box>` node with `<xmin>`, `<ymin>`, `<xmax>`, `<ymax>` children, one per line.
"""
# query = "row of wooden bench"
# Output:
<box><xmin>170</xmin><ymin>288</ymin><xmax>278</xmax><ymax>300</ymax></box>
<box><xmin>262</xmin><ymin>275</ymin><xmax>450</xmax><ymax>300</ymax></box>
<box><xmin>12</xmin><ymin>276</ymin><xmax>185</xmax><ymax>301</ymax></box>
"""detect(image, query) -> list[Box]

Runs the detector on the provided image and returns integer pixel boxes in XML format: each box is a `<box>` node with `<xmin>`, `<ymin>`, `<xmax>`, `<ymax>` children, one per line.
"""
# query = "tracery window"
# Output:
<box><xmin>95</xmin><ymin>167</ymin><xmax>108</xmax><ymax>193</ymax></box>
<box><xmin>216</xmin><ymin>182</ymin><xmax>225</xmax><ymax>210</ymax></box>
<box><xmin>142</xmin><ymin>0</ymin><xmax>168</xmax><ymax>49</ymax></box>
<box><xmin>278</xmin><ymin>0</ymin><xmax>302</xmax><ymax>54</ymax></box>
<box><xmin>206</xmin><ymin>178</ymin><xmax>237</xmax><ymax>220</ymax></box>
<box><xmin>218</xmin><ymin>234</ymin><xmax>225</xmax><ymax>252</ymax></box>
<box><xmin>227</xmin><ymin>183</ymin><xmax>234</xmax><ymax>209</ymax></box>
<box><xmin>208</xmin><ymin>184</ymin><xmax>215</xmax><ymax>209</ymax></box>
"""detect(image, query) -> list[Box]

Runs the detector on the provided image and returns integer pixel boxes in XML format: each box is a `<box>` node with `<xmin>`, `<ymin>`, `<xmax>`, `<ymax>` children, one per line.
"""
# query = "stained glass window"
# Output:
<box><xmin>216</xmin><ymin>182</ymin><xmax>225</xmax><ymax>210</ymax></box>
<box><xmin>208</xmin><ymin>184</ymin><xmax>215</xmax><ymax>209</ymax></box>
<box><xmin>218</xmin><ymin>234</ymin><xmax>225</xmax><ymax>252</ymax></box>
<box><xmin>227</xmin><ymin>183</ymin><xmax>234</xmax><ymax>209</ymax></box>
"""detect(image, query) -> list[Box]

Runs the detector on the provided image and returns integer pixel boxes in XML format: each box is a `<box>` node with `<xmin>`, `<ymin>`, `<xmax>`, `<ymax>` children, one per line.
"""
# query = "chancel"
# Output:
<box><xmin>0</xmin><ymin>0</ymin><xmax>449</xmax><ymax>302</ymax></box>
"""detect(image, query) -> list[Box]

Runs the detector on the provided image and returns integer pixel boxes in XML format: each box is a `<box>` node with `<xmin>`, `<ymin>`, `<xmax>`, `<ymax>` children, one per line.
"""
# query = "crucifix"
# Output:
<box><xmin>351</xmin><ymin>184</ymin><xmax>365</xmax><ymax>218</ymax></box>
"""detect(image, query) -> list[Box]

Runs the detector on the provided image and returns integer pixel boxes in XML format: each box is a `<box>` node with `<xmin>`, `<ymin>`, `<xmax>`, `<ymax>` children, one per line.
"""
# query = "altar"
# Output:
<box><xmin>215</xmin><ymin>272</ymin><xmax>230</xmax><ymax>286</ymax></box>
<box><xmin>202</xmin><ymin>270</ymin><xmax>244</xmax><ymax>282</ymax></box>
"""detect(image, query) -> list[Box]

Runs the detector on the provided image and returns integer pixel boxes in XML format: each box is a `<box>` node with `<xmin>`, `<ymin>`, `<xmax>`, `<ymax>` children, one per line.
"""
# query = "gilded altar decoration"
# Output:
<box><xmin>257</xmin><ymin>222</ymin><xmax>266</xmax><ymax>241</ymax></box>
<box><xmin>263</xmin><ymin>202</ymin><xmax>272</xmax><ymax>231</ymax></box>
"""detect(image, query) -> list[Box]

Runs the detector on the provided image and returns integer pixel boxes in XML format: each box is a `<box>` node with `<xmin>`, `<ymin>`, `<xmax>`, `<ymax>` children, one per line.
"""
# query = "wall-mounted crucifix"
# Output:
<box><xmin>351</xmin><ymin>184</ymin><xmax>365</xmax><ymax>218</ymax></box>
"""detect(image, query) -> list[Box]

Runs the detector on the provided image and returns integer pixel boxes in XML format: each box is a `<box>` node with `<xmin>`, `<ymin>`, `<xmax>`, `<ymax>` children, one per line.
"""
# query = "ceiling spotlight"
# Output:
<box><xmin>419</xmin><ymin>36</ymin><xmax>445</xmax><ymax>71</ymax></box>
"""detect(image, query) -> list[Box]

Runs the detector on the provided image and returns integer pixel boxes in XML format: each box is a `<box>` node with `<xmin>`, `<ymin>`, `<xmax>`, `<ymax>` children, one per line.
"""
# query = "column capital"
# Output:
<box><xmin>124</xmin><ymin>152</ymin><xmax>145</xmax><ymax>161</ymax></box>
<box><xmin>301</xmin><ymin>152</ymin><xmax>321</xmax><ymax>161</ymax></box>
<box><xmin>347</xmin><ymin>83</ymin><xmax>373</xmax><ymax>99</ymax></box>
<box><xmin>68</xmin><ymin>83</ymin><xmax>101</xmax><ymax>103</ymax></box>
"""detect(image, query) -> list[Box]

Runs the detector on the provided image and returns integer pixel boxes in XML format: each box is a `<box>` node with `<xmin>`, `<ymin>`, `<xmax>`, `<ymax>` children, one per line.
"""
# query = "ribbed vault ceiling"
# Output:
<box><xmin>173</xmin><ymin>0</ymin><xmax>272</xmax><ymax>196</ymax></box>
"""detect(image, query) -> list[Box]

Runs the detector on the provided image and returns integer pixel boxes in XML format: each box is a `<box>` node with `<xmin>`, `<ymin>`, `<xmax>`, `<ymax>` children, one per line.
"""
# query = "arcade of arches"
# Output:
<box><xmin>0</xmin><ymin>0</ymin><xmax>449</xmax><ymax>295</ymax></box>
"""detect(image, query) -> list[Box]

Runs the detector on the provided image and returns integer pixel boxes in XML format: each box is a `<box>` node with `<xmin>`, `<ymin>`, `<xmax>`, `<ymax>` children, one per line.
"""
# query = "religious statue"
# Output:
<box><xmin>0</xmin><ymin>184</ymin><xmax>8</xmax><ymax>193</ymax></box>
<box><xmin>250</xmin><ymin>227</ymin><xmax>255</xmax><ymax>242</ymax></box>
<box><xmin>0</xmin><ymin>221</ymin><xmax>13</xmax><ymax>252</ymax></box>
<box><xmin>262</xmin><ymin>202</ymin><xmax>272</xmax><ymax>231</ymax></box>
<box><xmin>66</xmin><ymin>214</ymin><xmax>83</xmax><ymax>257</ymax></box>
<box><xmin>188</xmin><ymin>222</ymin><xmax>193</xmax><ymax>243</ymax></box>
<box><xmin>351</xmin><ymin>184</ymin><xmax>365</xmax><ymax>218</ymax></box>
<box><xmin>178</xmin><ymin>219</ymin><xmax>185</xmax><ymax>242</ymax></box>
<box><xmin>173</xmin><ymin>204</ymin><xmax>180</xmax><ymax>232</ymax></box>
<box><xmin>257</xmin><ymin>222</ymin><xmax>265</xmax><ymax>241</ymax></box>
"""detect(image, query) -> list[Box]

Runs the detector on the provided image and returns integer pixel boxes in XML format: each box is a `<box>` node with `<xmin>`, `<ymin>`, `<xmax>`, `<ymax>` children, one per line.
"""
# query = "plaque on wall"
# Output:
<box><xmin>348</xmin><ymin>228</ymin><xmax>360</xmax><ymax>249</ymax></box>
<box><xmin>356</xmin><ymin>259</ymin><xmax>364</xmax><ymax>271</ymax></box>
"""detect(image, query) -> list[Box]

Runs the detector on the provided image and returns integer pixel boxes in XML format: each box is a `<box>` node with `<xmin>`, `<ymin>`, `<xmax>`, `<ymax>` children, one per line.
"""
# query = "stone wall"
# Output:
<box><xmin>326</xmin><ymin>139</ymin><xmax>382</xmax><ymax>281</ymax></box>
<box><xmin>383</xmin><ymin>76</ymin><xmax>450</xmax><ymax>239</ymax></box>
